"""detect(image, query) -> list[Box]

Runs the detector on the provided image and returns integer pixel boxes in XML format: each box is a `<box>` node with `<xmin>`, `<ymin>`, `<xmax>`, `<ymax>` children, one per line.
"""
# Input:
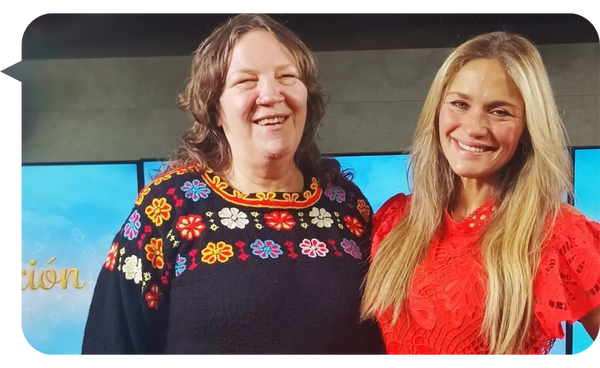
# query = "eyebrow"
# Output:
<box><xmin>229</xmin><ymin>64</ymin><xmax>299</xmax><ymax>76</ymax></box>
<box><xmin>446</xmin><ymin>91</ymin><xmax>519</xmax><ymax>110</ymax></box>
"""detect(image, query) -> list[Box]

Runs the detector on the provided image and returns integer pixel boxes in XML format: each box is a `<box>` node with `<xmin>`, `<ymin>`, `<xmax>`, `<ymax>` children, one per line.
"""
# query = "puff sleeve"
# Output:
<box><xmin>534</xmin><ymin>208</ymin><xmax>600</xmax><ymax>339</ymax></box>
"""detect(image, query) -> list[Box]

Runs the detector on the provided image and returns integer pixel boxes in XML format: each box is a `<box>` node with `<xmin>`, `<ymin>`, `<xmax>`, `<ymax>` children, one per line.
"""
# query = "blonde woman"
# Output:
<box><xmin>361</xmin><ymin>31</ymin><xmax>600</xmax><ymax>354</ymax></box>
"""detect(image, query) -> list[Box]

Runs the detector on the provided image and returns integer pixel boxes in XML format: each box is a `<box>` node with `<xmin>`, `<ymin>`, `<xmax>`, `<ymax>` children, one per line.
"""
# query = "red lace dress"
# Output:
<box><xmin>372</xmin><ymin>193</ymin><xmax>600</xmax><ymax>354</ymax></box>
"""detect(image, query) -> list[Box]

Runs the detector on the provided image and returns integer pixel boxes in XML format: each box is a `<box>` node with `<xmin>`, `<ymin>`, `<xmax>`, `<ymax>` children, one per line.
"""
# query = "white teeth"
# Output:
<box><xmin>255</xmin><ymin>117</ymin><xmax>286</xmax><ymax>126</ymax></box>
<box><xmin>457</xmin><ymin>140</ymin><xmax>485</xmax><ymax>153</ymax></box>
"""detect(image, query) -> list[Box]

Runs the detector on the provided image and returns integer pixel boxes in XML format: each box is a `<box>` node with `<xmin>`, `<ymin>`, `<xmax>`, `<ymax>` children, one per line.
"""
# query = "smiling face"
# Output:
<box><xmin>217</xmin><ymin>29</ymin><xmax>308</xmax><ymax>168</ymax></box>
<box><xmin>438</xmin><ymin>58</ymin><xmax>526</xmax><ymax>184</ymax></box>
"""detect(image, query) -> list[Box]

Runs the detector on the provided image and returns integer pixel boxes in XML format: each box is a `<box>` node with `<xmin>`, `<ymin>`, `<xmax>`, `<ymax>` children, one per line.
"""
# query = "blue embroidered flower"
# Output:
<box><xmin>250</xmin><ymin>239</ymin><xmax>283</xmax><ymax>259</ymax></box>
<box><xmin>123</xmin><ymin>210</ymin><xmax>142</xmax><ymax>240</ymax></box>
<box><xmin>340</xmin><ymin>238</ymin><xmax>362</xmax><ymax>259</ymax></box>
<box><xmin>175</xmin><ymin>254</ymin><xmax>187</xmax><ymax>277</ymax></box>
<box><xmin>324</xmin><ymin>184</ymin><xmax>346</xmax><ymax>203</ymax></box>
<box><xmin>181</xmin><ymin>180</ymin><xmax>211</xmax><ymax>202</ymax></box>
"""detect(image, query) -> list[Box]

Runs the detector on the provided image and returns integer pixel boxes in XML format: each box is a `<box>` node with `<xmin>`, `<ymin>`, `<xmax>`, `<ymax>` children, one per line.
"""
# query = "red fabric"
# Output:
<box><xmin>372</xmin><ymin>193</ymin><xmax>600</xmax><ymax>354</ymax></box>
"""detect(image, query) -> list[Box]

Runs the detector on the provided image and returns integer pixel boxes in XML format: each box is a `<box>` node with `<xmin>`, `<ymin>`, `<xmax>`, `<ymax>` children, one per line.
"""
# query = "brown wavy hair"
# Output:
<box><xmin>168</xmin><ymin>13</ymin><xmax>344</xmax><ymax>187</ymax></box>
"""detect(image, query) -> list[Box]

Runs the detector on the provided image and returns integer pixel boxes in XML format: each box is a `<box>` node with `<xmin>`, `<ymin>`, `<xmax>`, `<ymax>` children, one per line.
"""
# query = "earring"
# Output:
<box><xmin>521</xmin><ymin>142</ymin><xmax>529</xmax><ymax>157</ymax></box>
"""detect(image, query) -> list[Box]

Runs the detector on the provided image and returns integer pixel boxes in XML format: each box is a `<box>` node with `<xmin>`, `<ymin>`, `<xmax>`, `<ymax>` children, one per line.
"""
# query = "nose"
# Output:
<box><xmin>256</xmin><ymin>77</ymin><xmax>284</xmax><ymax>105</ymax></box>
<box><xmin>463</xmin><ymin>108</ymin><xmax>488</xmax><ymax>137</ymax></box>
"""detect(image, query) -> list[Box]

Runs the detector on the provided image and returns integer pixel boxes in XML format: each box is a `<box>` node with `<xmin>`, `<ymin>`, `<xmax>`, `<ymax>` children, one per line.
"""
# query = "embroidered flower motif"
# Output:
<box><xmin>324</xmin><ymin>184</ymin><xmax>346</xmax><ymax>203</ymax></box>
<box><xmin>201</xmin><ymin>241</ymin><xmax>234</xmax><ymax>264</ymax></box>
<box><xmin>299</xmin><ymin>238</ymin><xmax>329</xmax><ymax>258</ymax></box>
<box><xmin>145</xmin><ymin>197</ymin><xmax>172</xmax><ymax>227</ymax></box>
<box><xmin>175</xmin><ymin>254</ymin><xmax>186</xmax><ymax>277</ymax></box>
<box><xmin>309</xmin><ymin>207</ymin><xmax>333</xmax><ymax>228</ymax></box>
<box><xmin>181</xmin><ymin>179</ymin><xmax>211</xmax><ymax>202</ymax></box>
<box><xmin>210</xmin><ymin>224</ymin><xmax>219</xmax><ymax>231</ymax></box>
<box><xmin>145</xmin><ymin>238</ymin><xmax>164</xmax><ymax>269</ymax></box>
<box><xmin>135</xmin><ymin>186</ymin><xmax>151</xmax><ymax>206</ymax></box>
<box><xmin>219</xmin><ymin>207</ymin><xmax>249</xmax><ymax>229</ymax></box>
<box><xmin>356</xmin><ymin>199</ymin><xmax>370</xmax><ymax>222</ymax></box>
<box><xmin>104</xmin><ymin>242</ymin><xmax>119</xmax><ymax>271</ymax></box>
<box><xmin>152</xmin><ymin>173</ymin><xmax>172</xmax><ymax>186</ymax></box>
<box><xmin>123</xmin><ymin>210</ymin><xmax>142</xmax><ymax>240</ymax></box>
<box><xmin>122</xmin><ymin>255</ymin><xmax>142</xmax><ymax>284</ymax></box>
<box><xmin>145</xmin><ymin>284</ymin><xmax>160</xmax><ymax>309</ymax></box>
<box><xmin>250</xmin><ymin>239</ymin><xmax>284</xmax><ymax>259</ymax></box>
<box><xmin>264</xmin><ymin>211</ymin><xmax>296</xmax><ymax>231</ymax></box>
<box><xmin>175</xmin><ymin>214</ymin><xmax>206</xmax><ymax>241</ymax></box>
<box><xmin>255</xmin><ymin>223</ymin><xmax>263</xmax><ymax>230</ymax></box>
<box><xmin>340</xmin><ymin>238</ymin><xmax>362</xmax><ymax>259</ymax></box>
<box><xmin>344</xmin><ymin>215</ymin><xmax>364</xmax><ymax>237</ymax></box>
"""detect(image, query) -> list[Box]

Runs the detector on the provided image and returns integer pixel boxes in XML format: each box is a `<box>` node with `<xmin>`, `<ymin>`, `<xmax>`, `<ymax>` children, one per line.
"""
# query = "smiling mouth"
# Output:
<box><xmin>454</xmin><ymin>139</ymin><xmax>492</xmax><ymax>153</ymax></box>
<box><xmin>254</xmin><ymin>116</ymin><xmax>287</xmax><ymax>126</ymax></box>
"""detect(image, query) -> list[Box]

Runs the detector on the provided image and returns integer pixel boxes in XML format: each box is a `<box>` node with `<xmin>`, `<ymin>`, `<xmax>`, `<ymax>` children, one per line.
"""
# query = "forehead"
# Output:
<box><xmin>227</xmin><ymin>29</ymin><xmax>298</xmax><ymax>72</ymax></box>
<box><xmin>448</xmin><ymin>58</ymin><xmax>522</xmax><ymax>101</ymax></box>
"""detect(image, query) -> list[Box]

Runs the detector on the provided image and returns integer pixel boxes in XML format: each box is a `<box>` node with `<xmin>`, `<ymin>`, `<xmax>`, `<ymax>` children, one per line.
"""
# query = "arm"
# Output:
<box><xmin>579</xmin><ymin>305</ymin><xmax>600</xmax><ymax>340</ymax></box>
<box><xmin>82</xmin><ymin>187</ymin><xmax>174</xmax><ymax>353</ymax></box>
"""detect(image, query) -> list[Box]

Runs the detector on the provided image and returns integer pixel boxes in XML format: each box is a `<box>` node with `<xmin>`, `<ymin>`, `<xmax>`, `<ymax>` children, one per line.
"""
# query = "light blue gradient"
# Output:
<box><xmin>21</xmin><ymin>164</ymin><xmax>138</xmax><ymax>354</ymax></box>
<box><xmin>572</xmin><ymin>148</ymin><xmax>600</xmax><ymax>354</ymax></box>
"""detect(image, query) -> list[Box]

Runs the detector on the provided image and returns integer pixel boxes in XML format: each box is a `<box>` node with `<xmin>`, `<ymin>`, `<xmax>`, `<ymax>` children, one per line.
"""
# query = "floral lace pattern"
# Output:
<box><xmin>373</xmin><ymin>194</ymin><xmax>600</xmax><ymax>354</ymax></box>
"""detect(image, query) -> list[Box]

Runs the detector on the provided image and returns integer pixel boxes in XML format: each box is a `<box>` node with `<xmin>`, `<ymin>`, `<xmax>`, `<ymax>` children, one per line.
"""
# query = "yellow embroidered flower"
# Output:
<box><xmin>145</xmin><ymin>197</ymin><xmax>172</xmax><ymax>226</ymax></box>
<box><xmin>201</xmin><ymin>241</ymin><xmax>234</xmax><ymax>264</ymax></box>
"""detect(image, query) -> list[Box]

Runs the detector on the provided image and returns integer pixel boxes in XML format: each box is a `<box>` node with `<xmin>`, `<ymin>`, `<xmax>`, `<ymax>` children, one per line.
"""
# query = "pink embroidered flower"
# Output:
<box><xmin>340</xmin><ymin>238</ymin><xmax>362</xmax><ymax>259</ymax></box>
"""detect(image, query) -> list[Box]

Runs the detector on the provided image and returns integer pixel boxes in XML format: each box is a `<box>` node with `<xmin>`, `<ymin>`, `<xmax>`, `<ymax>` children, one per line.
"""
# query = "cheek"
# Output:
<box><xmin>493</xmin><ymin>125</ymin><xmax>523</xmax><ymax>151</ymax></box>
<box><xmin>438</xmin><ymin>106</ymin><xmax>456</xmax><ymax>138</ymax></box>
<box><xmin>286</xmin><ymin>84</ymin><xmax>308</xmax><ymax>114</ymax></box>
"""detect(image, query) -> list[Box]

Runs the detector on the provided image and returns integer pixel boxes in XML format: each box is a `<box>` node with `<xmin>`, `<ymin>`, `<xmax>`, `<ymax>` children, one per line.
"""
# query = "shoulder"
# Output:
<box><xmin>371</xmin><ymin>193</ymin><xmax>411</xmax><ymax>256</ymax></box>
<box><xmin>133</xmin><ymin>164</ymin><xmax>208</xmax><ymax>218</ymax></box>
<box><xmin>374</xmin><ymin>193</ymin><xmax>410</xmax><ymax>228</ymax></box>
<box><xmin>140</xmin><ymin>164</ymin><xmax>205</xmax><ymax>199</ymax></box>
<box><xmin>545</xmin><ymin>203</ymin><xmax>600</xmax><ymax>250</ymax></box>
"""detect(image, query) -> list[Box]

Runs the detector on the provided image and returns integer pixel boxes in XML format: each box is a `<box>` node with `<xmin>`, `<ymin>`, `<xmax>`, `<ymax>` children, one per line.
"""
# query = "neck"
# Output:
<box><xmin>451</xmin><ymin>178</ymin><xmax>496</xmax><ymax>221</ymax></box>
<box><xmin>221</xmin><ymin>160</ymin><xmax>304</xmax><ymax>194</ymax></box>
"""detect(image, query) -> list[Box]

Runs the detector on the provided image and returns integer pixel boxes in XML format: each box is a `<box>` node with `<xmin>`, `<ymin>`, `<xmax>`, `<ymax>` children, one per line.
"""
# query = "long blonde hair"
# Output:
<box><xmin>361</xmin><ymin>31</ymin><xmax>573</xmax><ymax>354</ymax></box>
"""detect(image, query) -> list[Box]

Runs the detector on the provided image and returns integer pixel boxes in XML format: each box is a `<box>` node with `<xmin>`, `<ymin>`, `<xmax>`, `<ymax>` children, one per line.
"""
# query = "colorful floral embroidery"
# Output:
<box><xmin>299</xmin><ymin>238</ymin><xmax>329</xmax><ymax>258</ymax></box>
<box><xmin>122</xmin><ymin>255</ymin><xmax>142</xmax><ymax>284</ymax></box>
<box><xmin>104</xmin><ymin>242</ymin><xmax>118</xmax><ymax>271</ymax></box>
<box><xmin>175</xmin><ymin>254</ymin><xmax>186</xmax><ymax>277</ymax></box>
<box><xmin>123</xmin><ymin>210</ymin><xmax>142</xmax><ymax>240</ymax></box>
<box><xmin>309</xmin><ymin>207</ymin><xmax>333</xmax><ymax>228</ymax></box>
<box><xmin>152</xmin><ymin>173</ymin><xmax>172</xmax><ymax>186</ymax></box>
<box><xmin>340</xmin><ymin>238</ymin><xmax>362</xmax><ymax>259</ymax></box>
<box><xmin>324</xmin><ymin>184</ymin><xmax>346</xmax><ymax>203</ymax></box>
<box><xmin>181</xmin><ymin>179</ymin><xmax>211</xmax><ymax>202</ymax></box>
<box><xmin>201</xmin><ymin>241</ymin><xmax>234</xmax><ymax>264</ymax></box>
<box><xmin>145</xmin><ymin>284</ymin><xmax>161</xmax><ymax>309</ymax></box>
<box><xmin>175</xmin><ymin>214</ymin><xmax>206</xmax><ymax>241</ymax></box>
<box><xmin>145</xmin><ymin>238</ymin><xmax>165</xmax><ymax>269</ymax></box>
<box><xmin>145</xmin><ymin>197</ymin><xmax>172</xmax><ymax>227</ymax></box>
<box><xmin>344</xmin><ymin>215</ymin><xmax>365</xmax><ymax>237</ymax></box>
<box><xmin>219</xmin><ymin>207</ymin><xmax>249</xmax><ymax>229</ymax></box>
<box><xmin>264</xmin><ymin>211</ymin><xmax>296</xmax><ymax>231</ymax></box>
<box><xmin>250</xmin><ymin>239</ymin><xmax>284</xmax><ymax>259</ymax></box>
<box><xmin>135</xmin><ymin>186</ymin><xmax>151</xmax><ymax>206</ymax></box>
<box><xmin>356</xmin><ymin>199</ymin><xmax>370</xmax><ymax>222</ymax></box>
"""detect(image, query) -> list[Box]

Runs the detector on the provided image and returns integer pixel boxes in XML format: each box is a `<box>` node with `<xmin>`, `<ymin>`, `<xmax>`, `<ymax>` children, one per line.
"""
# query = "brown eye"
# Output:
<box><xmin>451</xmin><ymin>101</ymin><xmax>468</xmax><ymax>109</ymax></box>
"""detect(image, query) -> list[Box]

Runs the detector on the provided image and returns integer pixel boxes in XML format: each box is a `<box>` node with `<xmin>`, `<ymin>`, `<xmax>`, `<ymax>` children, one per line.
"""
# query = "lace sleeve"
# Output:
<box><xmin>534</xmin><ymin>210</ymin><xmax>600</xmax><ymax>339</ymax></box>
<box><xmin>371</xmin><ymin>193</ymin><xmax>410</xmax><ymax>258</ymax></box>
